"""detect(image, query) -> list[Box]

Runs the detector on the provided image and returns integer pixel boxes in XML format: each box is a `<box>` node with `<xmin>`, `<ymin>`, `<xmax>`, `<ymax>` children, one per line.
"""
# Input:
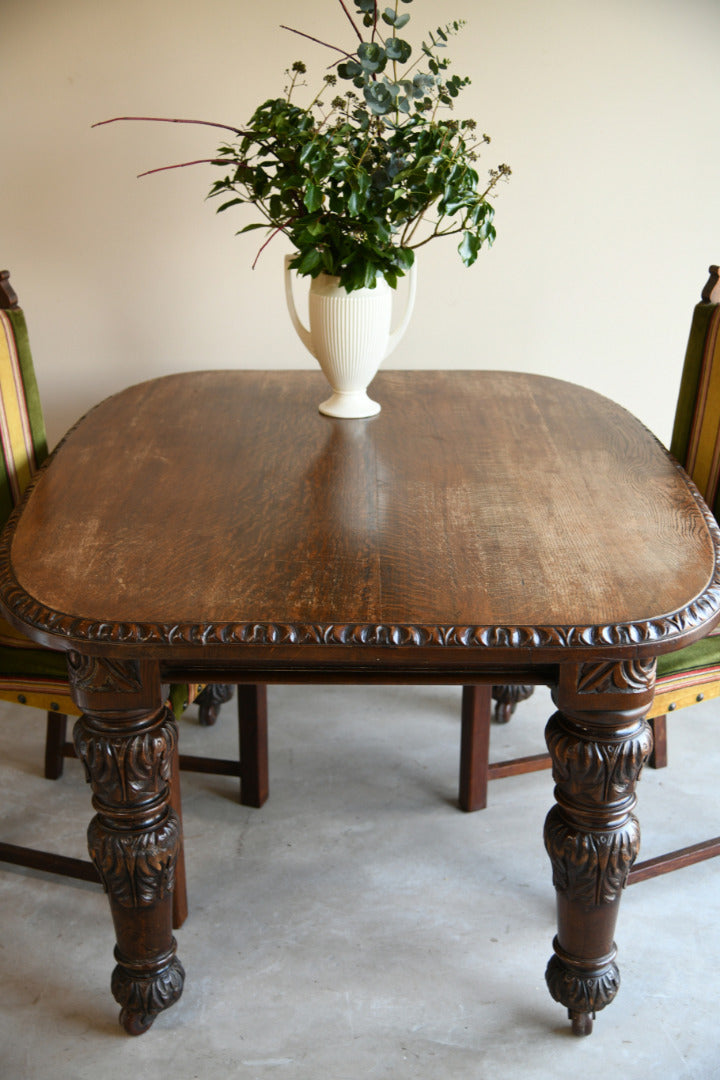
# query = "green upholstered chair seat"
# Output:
<box><xmin>656</xmin><ymin>628</ymin><xmax>720</xmax><ymax>680</ymax></box>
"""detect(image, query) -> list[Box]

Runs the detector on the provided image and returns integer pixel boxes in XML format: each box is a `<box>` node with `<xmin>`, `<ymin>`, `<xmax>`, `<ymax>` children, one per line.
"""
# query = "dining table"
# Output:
<box><xmin>1</xmin><ymin>368</ymin><xmax>718</xmax><ymax>1037</ymax></box>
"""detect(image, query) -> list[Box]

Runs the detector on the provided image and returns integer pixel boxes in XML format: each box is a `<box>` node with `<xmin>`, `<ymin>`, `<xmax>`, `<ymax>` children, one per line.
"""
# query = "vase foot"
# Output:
<box><xmin>318</xmin><ymin>390</ymin><xmax>381</xmax><ymax>419</ymax></box>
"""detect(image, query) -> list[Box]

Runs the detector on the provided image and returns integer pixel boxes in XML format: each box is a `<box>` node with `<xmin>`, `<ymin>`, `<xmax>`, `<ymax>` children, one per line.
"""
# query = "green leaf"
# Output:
<box><xmin>357</xmin><ymin>41</ymin><xmax>387</xmax><ymax>73</ymax></box>
<box><xmin>458</xmin><ymin>231</ymin><xmax>480</xmax><ymax>266</ymax></box>
<box><xmin>385</xmin><ymin>37</ymin><xmax>412</xmax><ymax>62</ymax></box>
<box><xmin>236</xmin><ymin>222</ymin><xmax>268</xmax><ymax>233</ymax></box>
<box><xmin>304</xmin><ymin>183</ymin><xmax>323</xmax><ymax>212</ymax></box>
<box><xmin>364</xmin><ymin>83</ymin><xmax>394</xmax><ymax>115</ymax></box>
<box><xmin>338</xmin><ymin>59</ymin><xmax>362</xmax><ymax>80</ymax></box>
<box><xmin>295</xmin><ymin>247</ymin><xmax>323</xmax><ymax>274</ymax></box>
<box><xmin>215</xmin><ymin>197</ymin><xmax>244</xmax><ymax>213</ymax></box>
<box><xmin>395</xmin><ymin>247</ymin><xmax>415</xmax><ymax>269</ymax></box>
<box><xmin>299</xmin><ymin>142</ymin><xmax>317</xmax><ymax>165</ymax></box>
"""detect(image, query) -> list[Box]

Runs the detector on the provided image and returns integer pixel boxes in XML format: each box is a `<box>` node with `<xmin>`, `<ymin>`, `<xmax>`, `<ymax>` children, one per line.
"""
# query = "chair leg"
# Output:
<box><xmin>647</xmin><ymin>713</ymin><xmax>667</xmax><ymax>769</ymax></box>
<box><xmin>459</xmin><ymin>684</ymin><xmax>492</xmax><ymax>811</ymax></box>
<box><xmin>44</xmin><ymin>711</ymin><xmax>68</xmax><ymax>779</ymax></box>
<box><xmin>196</xmin><ymin>683</ymin><xmax>234</xmax><ymax>727</ymax></box>
<box><xmin>237</xmin><ymin>684</ymin><xmax>269</xmax><ymax>808</ymax></box>
<box><xmin>492</xmin><ymin>684</ymin><xmax>535</xmax><ymax>724</ymax></box>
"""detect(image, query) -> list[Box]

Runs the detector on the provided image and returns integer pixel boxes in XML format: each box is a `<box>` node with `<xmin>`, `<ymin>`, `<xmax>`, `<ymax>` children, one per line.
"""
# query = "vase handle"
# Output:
<box><xmin>385</xmin><ymin>260</ymin><xmax>417</xmax><ymax>359</ymax></box>
<box><xmin>284</xmin><ymin>255</ymin><xmax>316</xmax><ymax>359</ymax></box>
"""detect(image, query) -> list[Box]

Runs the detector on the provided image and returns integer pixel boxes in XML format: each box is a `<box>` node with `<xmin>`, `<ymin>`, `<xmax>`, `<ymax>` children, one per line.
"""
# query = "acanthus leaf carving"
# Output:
<box><xmin>73</xmin><ymin>710</ymin><xmax>177</xmax><ymax>806</ymax></box>
<box><xmin>545</xmin><ymin>712</ymin><xmax>653</xmax><ymax>804</ymax></box>
<box><xmin>544</xmin><ymin>805</ymin><xmax>640</xmax><ymax>904</ymax></box>
<box><xmin>111</xmin><ymin>953</ymin><xmax>185</xmax><ymax>1036</ymax></box>
<box><xmin>545</xmin><ymin>952</ymin><xmax>620</xmax><ymax>1015</ymax></box>
<box><xmin>87</xmin><ymin>810</ymin><xmax>180</xmax><ymax>907</ymax></box>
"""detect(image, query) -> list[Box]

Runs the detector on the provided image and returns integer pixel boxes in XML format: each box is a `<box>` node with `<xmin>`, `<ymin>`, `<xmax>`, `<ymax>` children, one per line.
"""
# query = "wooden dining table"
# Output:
<box><xmin>1</xmin><ymin>368</ymin><xmax>718</xmax><ymax>1037</ymax></box>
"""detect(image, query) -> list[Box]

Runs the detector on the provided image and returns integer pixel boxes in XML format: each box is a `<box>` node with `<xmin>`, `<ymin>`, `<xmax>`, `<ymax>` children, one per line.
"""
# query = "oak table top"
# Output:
<box><xmin>1</xmin><ymin>368</ymin><xmax>719</xmax><ymax>1038</ymax></box>
<box><xmin>2</xmin><ymin>369</ymin><xmax>718</xmax><ymax>663</ymax></box>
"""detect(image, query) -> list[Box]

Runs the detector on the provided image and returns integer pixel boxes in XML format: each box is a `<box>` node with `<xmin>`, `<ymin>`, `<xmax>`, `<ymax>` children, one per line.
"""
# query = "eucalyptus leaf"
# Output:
<box><xmin>337</xmin><ymin>59</ymin><xmax>362</xmax><ymax>80</ymax></box>
<box><xmin>358</xmin><ymin>41</ymin><xmax>387</xmax><ymax>73</ymax></box>
<box><xmin>385</xmin><ymin>37</ymin><xmax>412</xmax><ymax>62</ymax></box>
<box><xmin>364</xmin><ymin>83</ymin><xmax>394</xmax><ymax>114</ymax></box>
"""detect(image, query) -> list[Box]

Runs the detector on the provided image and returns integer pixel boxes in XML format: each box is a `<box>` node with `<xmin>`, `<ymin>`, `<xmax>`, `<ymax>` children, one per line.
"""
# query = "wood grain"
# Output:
<box><xmin>2</xmin><ymin>370</ymin><xmax>718</xmax><ymax>659</ymax></box>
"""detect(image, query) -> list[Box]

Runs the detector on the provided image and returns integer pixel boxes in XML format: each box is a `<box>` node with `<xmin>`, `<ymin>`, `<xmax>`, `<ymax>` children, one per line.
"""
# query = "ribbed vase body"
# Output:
<box><xmin>285</xmin><ymin>257</ymin><xmax>417</xmax><ymax>417</ymax></box>
<box><xmin>308</xmin><ymin>275</ymin><xmax>392</xmax><ymax>417</ymax></box>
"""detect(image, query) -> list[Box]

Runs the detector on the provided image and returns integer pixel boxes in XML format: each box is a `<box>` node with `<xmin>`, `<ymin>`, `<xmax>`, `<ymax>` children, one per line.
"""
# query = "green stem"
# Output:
<box><xmin>408</xmin><ymin>223</ymin><xmax>464</xmax><ymax>250</ymax></box>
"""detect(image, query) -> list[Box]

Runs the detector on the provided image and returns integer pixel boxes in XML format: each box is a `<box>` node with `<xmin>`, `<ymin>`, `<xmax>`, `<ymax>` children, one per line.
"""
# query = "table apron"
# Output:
<box><xmin>161</xmin><ymin>662</ymin><xmax>557</xmax><ymax>687</ymax></box>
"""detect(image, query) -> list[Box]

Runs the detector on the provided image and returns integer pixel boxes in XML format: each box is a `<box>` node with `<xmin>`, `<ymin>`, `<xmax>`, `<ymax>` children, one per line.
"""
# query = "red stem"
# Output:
<box><xmin>336</xmin><ymin>0</ymin><xmax>363</xmax><ymax>41</ymax></box>
<box><xmin>280</xmin><ymin>24</ymin><xmax>355</xmax><ymax>58</ymax></box>
<box><xmin>252</xmin><ymin>222</ymin><xmax>292</xmax><ymax>269</ymax></box>
<box><xmin>92</xmin><ymin>116</ymin><xmax>246</xmax><ymax>135</ymax></box>
<box><xmin>137</xmin><ymin>158</ymin><xmax>233</xmax><ymax>178</ymax></box>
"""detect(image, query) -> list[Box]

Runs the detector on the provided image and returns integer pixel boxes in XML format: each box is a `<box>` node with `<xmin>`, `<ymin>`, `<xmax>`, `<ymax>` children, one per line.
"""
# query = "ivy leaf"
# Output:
<box><xmin>215</xmin><ymin>197</ymin><xmax>244</xmax><ymax>213</ymax></box>
<box><xmin>458</xmin><ymin>231</ymin><xmax>480</xmax><ymax>266</ymax></box>
<box><xmin>304</xmin><ymin>183</ymin><xmax>323</xmax><ymax>212</ymax></box>
<box><xmin>295</xmin><ymin>248</ymin><xmax>323</xmax><ymax>274</ymax></box>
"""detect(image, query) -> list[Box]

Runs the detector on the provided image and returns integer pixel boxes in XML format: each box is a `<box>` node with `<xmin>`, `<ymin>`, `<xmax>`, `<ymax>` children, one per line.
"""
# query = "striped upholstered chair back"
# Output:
<box><xmin>0</xmin><ymin>273</ymin><xmax>48</xmax><ymax>530</ymax></box>
<box><xmin>0</xmin><ymin>271</ymin><xmax>79</xmax><ymax>713</ymax></box>
<box><xmin>668</xmin><ymin>265</ymin><xmax>720</xmax><ymax>515</ymax></box>
<box><xmin>647</xmin><ymin>264</ymin><xmax>720</xmax><ymax>722</ymax></box>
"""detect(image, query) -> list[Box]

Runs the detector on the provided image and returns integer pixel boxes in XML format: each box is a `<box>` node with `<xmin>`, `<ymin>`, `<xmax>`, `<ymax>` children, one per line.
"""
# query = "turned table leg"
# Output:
<box><xmin>69</xmin><ymin>654</ymin><xmax>185</xmax><ymax>1034</ymax></box>
<box><xmin>544</xmin><ymin>661</ymin><xmax>655</xmax><ymax>1035</ymax></box>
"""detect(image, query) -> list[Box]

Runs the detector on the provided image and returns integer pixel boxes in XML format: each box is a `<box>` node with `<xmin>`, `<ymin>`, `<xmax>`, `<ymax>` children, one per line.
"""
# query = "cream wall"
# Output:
<box><xmin>2</xmin><ymin>0</ymin><xmax>719</xmax><ymax>448</ymax></box>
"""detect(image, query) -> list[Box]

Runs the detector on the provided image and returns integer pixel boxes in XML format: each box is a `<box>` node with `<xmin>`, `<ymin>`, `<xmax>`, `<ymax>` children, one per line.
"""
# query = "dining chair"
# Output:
<box><xmin>0</xmin><ymin>269</ymin><xmax>265</xmax><ymax>920</ymax></box>
<box><xmin>457</xmin><ymin>264</ymin><xmax>720</xmax><ymax>882</ymax></box>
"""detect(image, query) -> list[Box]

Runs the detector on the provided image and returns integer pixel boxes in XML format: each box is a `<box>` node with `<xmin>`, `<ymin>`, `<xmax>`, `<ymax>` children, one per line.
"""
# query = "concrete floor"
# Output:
<box><xmin>0</xmin><ymin>683</ymin><xmax>718</xmax><ymax>1079</ymax></box>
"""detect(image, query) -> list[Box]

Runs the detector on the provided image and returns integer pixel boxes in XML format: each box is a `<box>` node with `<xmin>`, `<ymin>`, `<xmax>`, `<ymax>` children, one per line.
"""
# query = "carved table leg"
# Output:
<box><xmin>544</xmin><ymin>661</ymin><xmax>655</xmax><ymax>1035</ymax></box>
<box><xmin>69</xmin><ymin>654</ymin><xmax>185</xmax><ymax>1035</ymax></box>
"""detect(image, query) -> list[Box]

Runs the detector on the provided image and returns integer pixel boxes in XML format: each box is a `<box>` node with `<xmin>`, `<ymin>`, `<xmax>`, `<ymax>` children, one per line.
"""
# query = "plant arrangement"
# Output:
<box><xmin>97</xmin><ymin>0</ymin><xmax>510</xmax><ymax>293</ymax></box>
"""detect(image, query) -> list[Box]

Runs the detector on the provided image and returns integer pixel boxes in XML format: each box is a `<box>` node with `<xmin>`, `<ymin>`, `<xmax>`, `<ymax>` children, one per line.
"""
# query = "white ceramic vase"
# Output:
<box><xmin>284</xmin><ymin>255</ymin><xmax>417</xmax><ymax>418</ymax></box>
